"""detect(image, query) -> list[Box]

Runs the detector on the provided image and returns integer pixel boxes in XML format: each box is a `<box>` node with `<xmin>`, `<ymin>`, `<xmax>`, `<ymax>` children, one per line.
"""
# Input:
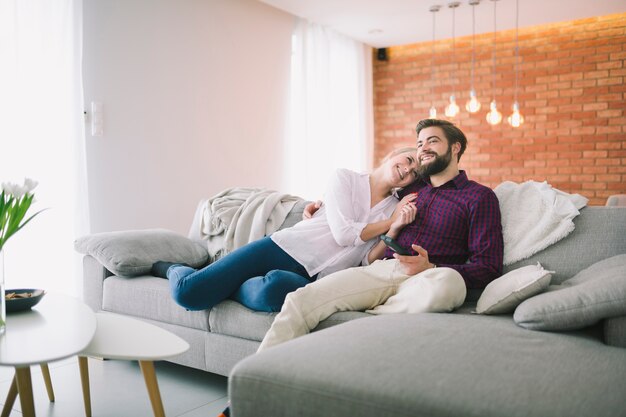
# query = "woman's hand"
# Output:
<box><xmin>389</xmin><ymin>194</ymin><xmax>417</xmax><ymax>235</ymax></box>
<box><xmin>303</xmin><ymin>200</ymin><xmax>323</xmax><ymax>220</ymax></box>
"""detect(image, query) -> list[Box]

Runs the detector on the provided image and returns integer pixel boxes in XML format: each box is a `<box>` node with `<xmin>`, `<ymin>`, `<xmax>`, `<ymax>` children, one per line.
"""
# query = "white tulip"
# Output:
<box><xmin>1</xmin><ymin>182</ymin><xmax>18</xmax><ymax>196</ymax></box>
<box><xmin>23</xmin><ymin>178</ymin><xmax>38</xmax><ymax>193</ymax></box>
<box><xmin>13</xmin><ymin>185</ymin><xmax>27</xmax><ymax>199</ymax></box>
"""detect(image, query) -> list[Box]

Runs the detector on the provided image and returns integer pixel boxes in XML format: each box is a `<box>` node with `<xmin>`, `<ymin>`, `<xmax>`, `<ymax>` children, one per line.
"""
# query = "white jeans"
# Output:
<box><xmin>258</xmin><ymin>259</ymin><xmax>466</xmax><ymax>351</ymax></box>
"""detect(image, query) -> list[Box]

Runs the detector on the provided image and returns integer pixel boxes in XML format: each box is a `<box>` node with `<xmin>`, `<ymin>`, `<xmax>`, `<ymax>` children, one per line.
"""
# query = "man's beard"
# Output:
<box><xmin>418</xmin><ymin>145</ymin><xmax>453</xmax><ymax>178</ymax></box>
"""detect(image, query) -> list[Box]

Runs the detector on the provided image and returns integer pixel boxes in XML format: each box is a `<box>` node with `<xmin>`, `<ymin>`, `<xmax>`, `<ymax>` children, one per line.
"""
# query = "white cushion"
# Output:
<box><xmin>476</xmin><ymin>263</ymin><xmax>553</xmax><ymax>315</ymax></box>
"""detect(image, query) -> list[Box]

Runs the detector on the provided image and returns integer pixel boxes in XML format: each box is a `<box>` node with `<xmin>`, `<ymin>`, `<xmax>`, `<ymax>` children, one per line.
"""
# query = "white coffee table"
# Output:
<box><xmin>78</xmin><ymin>312</ymin><xmax>189</xmax><ymax>417</ymax></box>
<box><xmin>0</xmin><ymin>293</ymin><xmax>97</xmax><ymax>417</ymax></box>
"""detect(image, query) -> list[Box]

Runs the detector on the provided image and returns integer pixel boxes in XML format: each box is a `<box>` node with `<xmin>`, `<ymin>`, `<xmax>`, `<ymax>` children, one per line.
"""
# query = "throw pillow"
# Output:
<box><xmin>476</xmin><ymin>263</ymin><xmax>553</xmax><ymax>315</ymax></box>
<box><xmin>514</xmin><ymin>254</ymin><xmax>626</xmax><ymax>331</ymax></box>
<box><xmin>75</xmin><ymin>229</ymin><xmax>209</xmax><ymax>277</ymax></box>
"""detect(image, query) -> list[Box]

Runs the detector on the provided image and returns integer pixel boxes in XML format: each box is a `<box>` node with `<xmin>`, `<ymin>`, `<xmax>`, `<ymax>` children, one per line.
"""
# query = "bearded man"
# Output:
<box><xmin>257</xmin><ymin>118</ymin><xmax>504</xmax><ymax>351</ymax></box>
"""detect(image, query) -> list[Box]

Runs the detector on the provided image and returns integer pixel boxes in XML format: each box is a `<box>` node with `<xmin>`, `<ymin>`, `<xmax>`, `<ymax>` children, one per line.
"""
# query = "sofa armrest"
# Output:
<box><xmin>82</xmin><ymin>255</ymin><xmax>113</xmax><ymax>312</ymax></box>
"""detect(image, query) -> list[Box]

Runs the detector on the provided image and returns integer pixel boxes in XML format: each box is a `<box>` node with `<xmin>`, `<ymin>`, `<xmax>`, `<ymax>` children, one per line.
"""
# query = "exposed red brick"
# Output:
<box><xmin>373</xmin><ymin>13</ymin><xmax>626</xmax><ymax>204</ymax></box>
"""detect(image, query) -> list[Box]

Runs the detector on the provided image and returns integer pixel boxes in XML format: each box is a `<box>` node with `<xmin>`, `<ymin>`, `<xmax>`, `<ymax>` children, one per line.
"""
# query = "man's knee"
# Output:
<box><xmin>412</xmin><ymin>267</ymin><xmax>466</xmax><ymax>311</ymax></box>
<box><xmin>368</xmin><ymin>267</ymin><xmax>466</xmax><ymax>314</ymax></box>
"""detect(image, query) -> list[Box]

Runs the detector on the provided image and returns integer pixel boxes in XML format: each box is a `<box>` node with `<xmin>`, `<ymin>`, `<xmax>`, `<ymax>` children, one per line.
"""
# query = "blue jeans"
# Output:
<box><xmin>167</xmin><ymin>236</ymin><xmax>314</xmax><ymax>312</ymax></box>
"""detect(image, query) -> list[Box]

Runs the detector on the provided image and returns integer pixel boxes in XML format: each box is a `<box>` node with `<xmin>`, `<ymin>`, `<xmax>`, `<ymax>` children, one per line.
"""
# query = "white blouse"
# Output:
<box><xmin>271</xmin><ymin>168</ymin><xmax>398</xmax><ymax>279</ymax></box>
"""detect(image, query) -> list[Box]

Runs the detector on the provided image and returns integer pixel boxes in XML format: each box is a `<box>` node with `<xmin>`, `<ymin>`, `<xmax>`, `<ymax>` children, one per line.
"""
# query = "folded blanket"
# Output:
<box><xmin>200</xmin><ymin>187</ymin><xmax>301</xmax><ymax>260</ymax></box>
<box><xmin>494</xmin><ymin>181</ymin><xmax>588</xmax><ymax>265</ymax></box>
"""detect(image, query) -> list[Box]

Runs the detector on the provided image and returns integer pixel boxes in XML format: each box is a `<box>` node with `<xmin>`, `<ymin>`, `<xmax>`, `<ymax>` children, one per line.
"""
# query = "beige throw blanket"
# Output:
<box><xmin>200</xmin><ymin>187</ymin><xmax>301</xmax><ymax>261</ymax></box>
<box><xmin>494</xmin><ymin>181</ymin><xmax>588</xmax><ymax>265</ymax></box>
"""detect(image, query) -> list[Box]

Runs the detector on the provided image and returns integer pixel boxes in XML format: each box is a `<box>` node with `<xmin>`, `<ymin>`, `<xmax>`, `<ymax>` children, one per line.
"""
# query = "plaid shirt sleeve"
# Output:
<box><xmin>437</xmin><ymin>189</ymin><xmax>504</xmax><ymax>289</ymax></box>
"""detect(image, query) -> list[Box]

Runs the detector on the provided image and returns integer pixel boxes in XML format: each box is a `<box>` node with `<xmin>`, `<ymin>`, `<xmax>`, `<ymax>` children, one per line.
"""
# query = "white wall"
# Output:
<box><xmin>83</xmin><ymin>0</ymin><xmax>295</xmax><ymax>234</ymax></box>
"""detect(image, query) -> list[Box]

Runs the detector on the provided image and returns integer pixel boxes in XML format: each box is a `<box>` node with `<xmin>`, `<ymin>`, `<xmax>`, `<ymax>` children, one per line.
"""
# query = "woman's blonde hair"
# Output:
<box><xmin>381</xmin><ymin>146</ymin><xmax>418</xmax><ymax>164</ymax></box>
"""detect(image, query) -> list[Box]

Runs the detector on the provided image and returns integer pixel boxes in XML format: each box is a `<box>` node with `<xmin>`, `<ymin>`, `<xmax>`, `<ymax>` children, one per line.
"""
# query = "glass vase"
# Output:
<box><xmin>0</xmin><ymin>249</ymin><xmax>5</xmax><ymax>334</ymax></box>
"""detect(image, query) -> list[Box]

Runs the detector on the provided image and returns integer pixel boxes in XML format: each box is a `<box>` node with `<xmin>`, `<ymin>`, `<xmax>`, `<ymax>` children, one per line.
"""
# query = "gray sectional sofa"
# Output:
<box><xmin>79</xmin><ymin>201</ymin><xmax>626</xmax><ymax>417</ymax></box>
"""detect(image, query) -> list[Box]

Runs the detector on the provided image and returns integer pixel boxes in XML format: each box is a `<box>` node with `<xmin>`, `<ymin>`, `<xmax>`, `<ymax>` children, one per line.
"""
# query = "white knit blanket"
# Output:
<box><xmin>494</xmin><ymin>181</ymin><xmax>588</xmax><ymax>265</ymax></box>
<box><xmin>200</xmin><ymin>187</ymin><xmax>301</xmax><ymax>260</ymax></box>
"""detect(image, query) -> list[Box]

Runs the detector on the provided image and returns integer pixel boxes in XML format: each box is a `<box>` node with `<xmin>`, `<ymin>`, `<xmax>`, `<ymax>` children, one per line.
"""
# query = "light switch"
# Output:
<box><xmin>91</xmin><ymin>101</ymin><xmax>103</xmax><ymax>136</ymax></box>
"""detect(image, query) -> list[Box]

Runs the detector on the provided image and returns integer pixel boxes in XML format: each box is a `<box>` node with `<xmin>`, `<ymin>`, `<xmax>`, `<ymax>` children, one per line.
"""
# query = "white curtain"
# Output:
<box><xmin>285</xmin><ymin>19</ymin><xmax>373</xmax><ymax>199</ymax></box>
<box><xmin>0</xmin><ymin>0</ymin><xmax>88</xmax><ymax>296</ymax></box>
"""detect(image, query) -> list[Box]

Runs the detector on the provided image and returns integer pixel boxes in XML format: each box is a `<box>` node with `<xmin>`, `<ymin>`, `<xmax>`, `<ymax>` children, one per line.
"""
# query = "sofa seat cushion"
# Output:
<box><xmin>230</xmin><ymin>314</ymin><xmax>626</xmax><ymax>417</ymax></box>
<box><xmin>209</xmin><ymin>300</ymin><xmax>371</xmax><ymax>341</ymax></box>
<box><xmin>102</xmin><ymin>276</ymin><xmax>211</xmax><ymax>331</ymax></box>
<box><xmin>605</xmin><ymin>316</ymin><xmax>626</xmax><ymax>348</ymax></box>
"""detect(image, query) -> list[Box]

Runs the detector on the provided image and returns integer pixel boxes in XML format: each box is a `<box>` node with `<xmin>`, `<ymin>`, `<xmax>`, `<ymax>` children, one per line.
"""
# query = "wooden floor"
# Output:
<box><xmin>0</xmin><ymin>358</ymin><xmax>228</xmax><ymax>417</ymax></box>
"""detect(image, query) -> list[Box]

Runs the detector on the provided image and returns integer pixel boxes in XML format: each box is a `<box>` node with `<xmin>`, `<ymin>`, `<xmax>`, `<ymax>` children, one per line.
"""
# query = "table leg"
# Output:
<box><xmin>14</xmin><ymin>367</ymin><xmax>35</xmax><ymax>417</ymax></box>
<box><xmin>138</xmin><ymin>361</ymin><xmax>165</xmax><ymax>417</ymax></box>
<box><xmin>78</xmin><ymin>356</ymin><xmax>92</xmax><ymax>417</ymax></box>
<box><xmin>40</xmin><ymin>364</ymin><xmax>55</xmax><ymax>402</ymax></box>
<box><xmin>0</xmin><ymin>375</ymin><xmax>18</xmax><ymax>417</ymax></box>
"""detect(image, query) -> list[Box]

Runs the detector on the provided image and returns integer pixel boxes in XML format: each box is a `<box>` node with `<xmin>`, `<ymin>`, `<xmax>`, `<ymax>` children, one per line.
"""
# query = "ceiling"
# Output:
<box><xmin>257</xmin><ymin>0</ymin><xmax>626</xmax><ymax>48</ymax></box>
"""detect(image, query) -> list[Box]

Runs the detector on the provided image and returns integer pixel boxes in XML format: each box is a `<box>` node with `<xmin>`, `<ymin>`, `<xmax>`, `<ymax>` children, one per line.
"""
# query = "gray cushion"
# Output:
<box><xmin>102</xmin><ymin>275</ymin><xmax>211</xmax><ymax>331</ymax></box>
<box><xmin>75</xmin><ymin>229</ymin><xmax>209</xmax><ymax>277</ymax></box>
<box><xmin>278</xmin><ymin>199</ymin><xmax>309</xmax><ymax>230</ymax></box>
<box><xmin>514</xmin><ymin>254</ymin><xmax>626</xmax><ymax>331</ymax></box>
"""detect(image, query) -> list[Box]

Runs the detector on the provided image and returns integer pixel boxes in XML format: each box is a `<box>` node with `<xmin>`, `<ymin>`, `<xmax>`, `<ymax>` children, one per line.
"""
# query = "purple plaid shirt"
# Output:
<box><xmin>390</xmin><ymin>171</ymin><xmax>503</xmax><ymax>289</ymax></box>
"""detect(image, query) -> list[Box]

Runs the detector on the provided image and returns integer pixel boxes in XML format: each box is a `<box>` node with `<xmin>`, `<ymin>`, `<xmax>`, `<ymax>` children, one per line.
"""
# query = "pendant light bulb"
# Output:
<box><xmin>445</xmin><ymin>95</ymin><xmax>460</xmax><ymax>117</ymax></box>
<box><xmin>486</xmin><ymin>100</ymin><xmax>502</xmax><ymax>125</ymax></box>
<box><xmin>465</xmin><ymin>89</ymin><xmax>481</xmax><ymax>113</ymax></box>
<box><xmin>507</xmin><ymin>101</ymin><xmax>524</xmax><ymax>128</ymax></box>
<box><xmin>429</xmin><ymin>106</ymin><xmax>438</xmax><ymax>119</ymax></box>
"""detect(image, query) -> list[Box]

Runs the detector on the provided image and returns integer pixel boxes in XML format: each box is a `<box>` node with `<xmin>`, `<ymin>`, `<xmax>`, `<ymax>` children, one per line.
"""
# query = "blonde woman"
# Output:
<box><xmin>152</xmin><ymin>147</ymin><xmax>419</xmax><ymax>312</ymax></box>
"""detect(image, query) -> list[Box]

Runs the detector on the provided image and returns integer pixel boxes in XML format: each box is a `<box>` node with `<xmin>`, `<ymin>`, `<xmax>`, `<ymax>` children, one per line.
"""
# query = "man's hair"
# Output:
<box><xmin>415</xmin><ymin>119</ymin><xmax>467</xmax><ymax>162</ymax></box>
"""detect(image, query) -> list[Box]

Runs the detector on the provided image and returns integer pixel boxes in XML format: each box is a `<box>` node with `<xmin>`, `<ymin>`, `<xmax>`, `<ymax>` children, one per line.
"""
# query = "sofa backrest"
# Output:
<box><xmin>189</xmin><ymin>199</ymin><xmax>625</xmax><ymax>284</ymax></box>
<box><xmin>503</xmin><ymin>206</ymin><xmax>626</xmax><ymax>283</ymax></box>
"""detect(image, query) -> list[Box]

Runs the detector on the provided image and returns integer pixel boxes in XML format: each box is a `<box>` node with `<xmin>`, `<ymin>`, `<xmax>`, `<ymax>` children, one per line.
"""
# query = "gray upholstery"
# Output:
<box><xmin>605</xmin><ymin>194</ymin><xmax>626</xmax><ymax>207</ymax></box>
<box><xmin>75</xmin><ymin>228</ymin><xmax>209</xmax><ymax>277</ymax></box>
<box><xmin>102</xmin><ymin>275</ymin><xmax>211</xmax><ymax>331</ymax></box>
<box><xmin>502</xmin><ymin>207</ymin><xmax>626</xmax><ymax>284</ymax></box>
<box><xmin>230</xmin><ymin>314</ymin><xmax>626</xmax><ymax>417</ymax></box>
<box><xmin>604</xmin><ymin>316</ymin><xmax>626</xmax><ymax>348</ymax></box>
<box><xmin>209</xmin><ymin>300</ymin><xmax>275</xmax><ymax>341</ymax></box>
<box><xmin>81</xmin><ymin>201</ymin><xmax>626</xmax><ymax>416</ymax></box>
<box><xmin>514</xmin><ymin>254</ymin><xmax>626</xmax><ymax>330</ymax></box>
<box><xmin>209</xmin><ymin>300</ymin><xmax>371</xmax><ymax>342</ymax></box>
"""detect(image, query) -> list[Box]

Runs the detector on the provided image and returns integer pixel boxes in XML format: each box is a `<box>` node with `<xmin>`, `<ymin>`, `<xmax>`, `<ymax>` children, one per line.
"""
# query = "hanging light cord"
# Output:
<box><xmin>452</xmin><ymin>6</ymin><xmax>456</xmax><ymax>97</ymax></box>
<box><xmin>491</xmin><ymin>0</ymin><xmax>497</xmax><ymax>101</ymax></box>
<box><xmin>470</xmin><ymin>5</ymin><xmax>476</xmax><ymax>91</ymax></box>
<box><xmin>514</xmin><ymin>0</ymin><xmax>519</xmax><ymax>103</ymax></box>
<box><xmin>431</xmin><ymin>10</ymin><xmax>436</xmax><ymax>108</ymax></box>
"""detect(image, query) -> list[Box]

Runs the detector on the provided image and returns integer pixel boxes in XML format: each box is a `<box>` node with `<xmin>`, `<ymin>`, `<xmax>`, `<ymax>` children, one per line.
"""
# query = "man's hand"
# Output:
<box><xmin>303</xmin><ymin>200</ymin><xmax>323</xmax><ymax>220</ymax></box>
<box><xmin>393</xmin><ymin>245</ymin><xmax>435</xmax><ymax>275</ymax></box>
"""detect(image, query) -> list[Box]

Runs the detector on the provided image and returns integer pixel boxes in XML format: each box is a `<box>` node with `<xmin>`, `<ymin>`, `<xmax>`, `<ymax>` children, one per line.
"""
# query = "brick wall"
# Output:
<box><xmin>373</xmin><ymin>13</ymin><xmax>626</xmax><ymax>205</ymax></box>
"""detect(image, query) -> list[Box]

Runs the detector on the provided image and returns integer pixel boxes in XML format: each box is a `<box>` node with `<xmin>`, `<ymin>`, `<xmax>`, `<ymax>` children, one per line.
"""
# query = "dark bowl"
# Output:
<box><xmin>5</xmin><ymin>289</ymin><xmax>46</xmax><ymax>313</ymax></box>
